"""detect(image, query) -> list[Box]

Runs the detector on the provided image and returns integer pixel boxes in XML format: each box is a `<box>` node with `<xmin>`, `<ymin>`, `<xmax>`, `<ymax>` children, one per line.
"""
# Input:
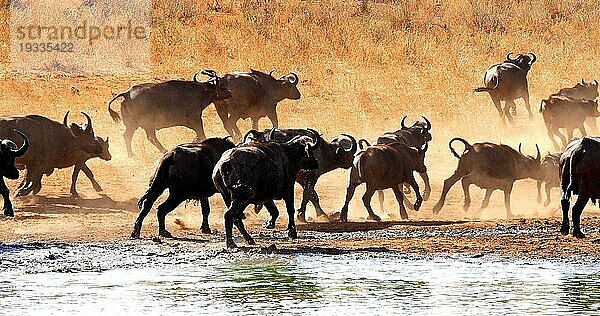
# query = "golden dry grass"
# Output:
<box><xmin>0</xmin><ymin>0</ymin><xmax>600</xmax><ymax>227</ymax></box>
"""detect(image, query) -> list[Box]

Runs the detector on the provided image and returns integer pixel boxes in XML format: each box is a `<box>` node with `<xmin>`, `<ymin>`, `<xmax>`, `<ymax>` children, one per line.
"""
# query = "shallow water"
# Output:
<box><xmin>1</xmin><ymin>244</ymin><xmax>599</xmax><ymax>315</ymax></box>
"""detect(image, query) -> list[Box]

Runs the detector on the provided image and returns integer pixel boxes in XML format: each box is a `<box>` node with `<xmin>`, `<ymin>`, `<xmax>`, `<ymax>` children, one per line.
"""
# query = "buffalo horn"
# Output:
<box><xmin>341</xmin><ymin>133</ymin><xmax>357</xmax><ymax>153</ymax></box>
<box><xmin>422</xmin><ymin>116</ymin><xmax>432</xmax><ymax>130</ymax></box>
<box><xmin>81</xmin><ymin>112</ymin><xmax>92</xmax><ymax>133</ymax></box>
<box><xmin>11</xmin><ymin>129</ymin><xmax>29</xmax><ymax>157</ymax></box>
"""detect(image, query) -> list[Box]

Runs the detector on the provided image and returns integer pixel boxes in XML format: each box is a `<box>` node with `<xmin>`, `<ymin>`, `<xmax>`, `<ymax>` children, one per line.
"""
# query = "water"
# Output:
<box><xmin>1</xmin><ymin>246</ymin><xmax>600</xmax><ymax>315</ymax></box>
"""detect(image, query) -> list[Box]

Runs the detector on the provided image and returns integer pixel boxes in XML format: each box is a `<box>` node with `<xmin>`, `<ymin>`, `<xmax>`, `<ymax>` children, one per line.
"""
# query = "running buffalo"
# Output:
<box><xmin>540</xmin><ymin>96</ymin><xmax>599</xmax><ymax>150</ymax></box>
<box><xmin>132</xmin><ymin>137</ymin><xmax>235</xmax><ymax>238</ymax></box>
<box><xmin>244</xmin><ymin>128</ymin><xmax>357</xmax><ymax>223</ymax></box>
<box><xmin>0</xmin><ymin>112</ymin><xmax>105</xmax><ymax>197</ymax></box>
<box><xmin>0</xmin><ymin>130</ymin><xmax>28</xmax><ymax>216</ymax></box>
<box><xmin>204</xmin><ymin>69</ymin><xmax>301</xmax><ymax>140</ymax></box>
<box><xmin>213</xmin><ymin>130</ymin><xmax>319</xmax><ymax>248</ymax></box>
<box><xmin>107</xmin><ymin>71</ymin><xmax>232</xmax><ymax>157</ymax></box>
<box><xmin>537</xmin><ymin>152</ymin><xmax>560</xmax><ymax>207</ymax></box>
<box><xmin>559</xmin><ymin>137</ymin><xmax>600</xmax><ymax>238</ymax></box>
<box><xmin>475</xmin><ymin>52</ymin><xmax>537</xmax><ymax>124</ymax></box>
<box><xmin>433</xmin><ymin>138</ymin><xmax>541</xmax><ymax>218</ymax></box>
<box><xmin>339</xmin><ymin>142</ymin><xmax>427</xmax><ymax>222</ymax></box>
<box><xmin>552</xmin><ymin>79</ymin><xmax>600</xmax><ymax>134</ymax></box>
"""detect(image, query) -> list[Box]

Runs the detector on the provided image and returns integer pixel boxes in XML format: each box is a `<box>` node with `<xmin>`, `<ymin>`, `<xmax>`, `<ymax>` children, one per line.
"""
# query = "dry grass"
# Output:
<box><xmin>0</xmin><ymin>0</ymin><xmax>600</xmax><ymax>221</ymax></box>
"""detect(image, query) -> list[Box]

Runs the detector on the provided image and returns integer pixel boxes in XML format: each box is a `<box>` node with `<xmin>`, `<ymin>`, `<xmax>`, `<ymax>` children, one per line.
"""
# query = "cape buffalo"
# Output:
<box><xmin>243</xmin><ymin>128</ymin><xmax>358</xmax><ymax>223</ymax></box>
<box><xmin>107</xmin><ymin>71</ymin><xmax>232</xmax><ymax>157</ymax></box>
<box><xmin>339</xmin><ymin>142</ymin><xmax>427</xmax><ymax>222</ymax></box>
<box><xmin>433</xmin><ymin>138</ymin><xmax>541</xmax><ymax>218</ymax></box>
<box><xmin>213</xmin><ymin>130</ymin><xmax>319</xmax><ymax>248</ymax></box>
<box><xmin>360</xmin><ymin>116</ymin><xmax>433</xmax><ymax>215</ymax></box>
<box><xmin>0</xmin><ymin>112</ymin><xmax>105</xmax><ymax>197</ymax></box>
<box><xmin>537</xmin><ymin>152</ymin><xmax>560</xmax><ymax>207</ymax></box>
<box><xmin>559</xmin><ymin>137</ymin><xmax>600</xmax><ymax>238</ymax></box>
<box><xmin>204</xmin><ymin>69</ymin><xmax>301</xmax><ymax>140</ymax></box>
<box><xmin>552</xmin><ymin>79</ymin><xmax>599</xmax><ymax>133</ymax></box>
<box><xmin>475</xmin><ymin>52</ymin><xmax>537</xmax><ymax>124</ymax></box>
<box><xmin>132</xmin><ymin>137</ymin><xmax>235</xmax><ymax>238</ymax></box>
<box><xmin>540</xmin><ymin>96</ymin><xmax>599</xmax><ymax>150</ymax></box>
<box><xmin>0</xmin><ymin>130</ymin><xmax>28</xmax><ymax>216</ymax></box>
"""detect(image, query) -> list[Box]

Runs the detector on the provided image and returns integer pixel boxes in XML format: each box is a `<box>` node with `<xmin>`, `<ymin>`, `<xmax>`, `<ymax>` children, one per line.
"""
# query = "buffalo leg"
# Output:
<box><xmin>536</xmin><ymin>180</ymin><xmax>542</xmax><ymax>204</ymax></box>
<box><xmin>378</xmin><ymin>190</ymin><xmax>385</xmax><ymax>213</ymax></box>
<box><xmin>479</xmin><ymin>188</ymin><xmax>494</xmax><ymax>212</ymax></box>
<box><xmin>144</xmin><ymin>128</ymin><xmax>167</xmax><ymax>153</ymax></box>
<box><xmin>0</xmin><ymin>178</ymin><xmax>13</xmax><ymax>217</ymax></box>
<box><xmin>543</xmin><ymin>183</ymin><xmax>552</xmax><ymax>207</ymax></box>
<box><xmin>156</xmin><ymin>193</ymin><xmax>185</xmax><ymax>238</ymax></box>
<box><xmin>461</xmin><ymin>176</ymin><xmax>472</xmax><ymax>211</ymax></box>
<box><xmin>419</xmin><ymin>172</ymin><xmax>431</xmax><ymax>201</ymax></box>
<box><xmin>522</xmin><ymin>92</ymin><xmax>534</xmax><ymax>120</ymax></box>
<box><xmin>433</xmin><ymin>172</ymin><xmax>463</xmax><ymax>214</ymax></box>
<box><xmin>70</xmin><ymin>165</ymin><xmax>82</xmax><ymax>197</ymax></box>
<box><xmin>402</xmin><ymin>191</ymin><xmax>414</xmax><ymax>211</ymax></box>
<box><xmin>251</xmin><ymin>117</ymin><xmax>260</xmax><ymax>130</ymax></box>
<box><xmin>504</xmin><ymin>100</ymin><xmax>516</xmax><ymax>124</ymax></box>
<box><xmin>124</xmin><ymin>126</ymin><xmax>137</xmax><ymax>158</ymax></box>
<box><xmin>305</xmin><ymin>181</ymin><xmax>329</xmax><ymax>221</ymax></box>
<box><xmin>578</xmin><ymin>124</ymin><xmax>587</xmax><ymax>137</ymax></box>
<box><xmin>340</xmin><ymin>169</ymin><xmax>361</xmax><ymax>222</ymax></box>
<box><xmin>362</xmin><ymin>186</ymin><xmax>381</xmax><ymax>222</ymax></box>
<box><xmin>189</xmin><ymin>118</ymin><xmax>206</xmax><ymax>142</ymax></box>
<box><xmin>233</xmin><ymin>216</ymin><xmax>255</xmax><ymax>245</ymax></box>
<box><xmin>503</xmin><ymin>184</ymin><xmax>515</xmax><ymax>219</ymax></box>
<box><xmin>406</xmin><ymin>176</ymin><xmax>422</xmax><ymax>211</ymax></box>
<box><xmin>200</xmin><ymin>198</ymin><xmax>211</xmax><ymax>234</ymax></box>
<box><xmin>566</xmin><ymin>128</ymin><xmax>575</xmax><ymax>143</ymax></box>
<box><xmin>263</xmin><ymin>200</ymin><xmax>279</xmax><ymax>229</ymax></box>
<box><xmin>224</xmin><ymin>199</ymin><xmax>250</xmax><ymax>248</ymax></box>
<box><xmin>391</xmin><ymin>185</ymin><xmax>408</xmax><ymax>220</ymax></box>
<box><xmin>81</xmin><ymin>163</ymin><xmax>102</xmax><ymax>192</ymax></box>
<box><xmin>267</xmin><ymin>110</ymin><xmax>279</xmax><ymax>128</ymax></box>
<box><xmin>572</xmin><ymin>195</ymin><xmax>588</xmax><ymax>238</ymax></box>
<box><xmin>131</xmin><ymin>189</ymin><xmax>162</xmax><ymax>238</ymax></box>
<box><xmin>547</xmin><ymin>128</ymin><xmax>562</xmax><ymax>151</ymax></box>
<box><xmin>491</xmin><ymin>97</ymin><xmax>505</xmax><ymax>125</ymax></box>
<box><xmin>284</xmin><ymin>191</ymin><xmax>298</xmax><ymax>239</ymax></box>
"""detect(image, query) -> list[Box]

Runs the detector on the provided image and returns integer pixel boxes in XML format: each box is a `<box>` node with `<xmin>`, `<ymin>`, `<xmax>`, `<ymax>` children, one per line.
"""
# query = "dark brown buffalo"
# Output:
<box><xmin>0</xmin><ymin>130</ymin><xmax>28</xmax><ymax>216</ymax></box>
<box><xmin>474</xmin><ymin>52</ymin><xmax>537</xmax><ymax>124</ymax></box>
<box><xmin>0</xmin><ymin>112</ymin><xmax>104</xmax><ymax>197</ymax></box>
<box><xmin>552</xmin><ymin>78</ymin><xmax>600</xmax><ymax>133</ymax></box>
<box><xmin>213</xmin><ymin>130</ymin><xmax>319</xmax><ymax>248</ymax></box>
<box><xmin>244</xmin><ymin>128</ymin><xmax>357</xmax><ymax>223</ymax></box>
<box><xmin>204</xmin><ymin>69</ymin><xmax>301</xmax><ymax>140</ymax></box>
<box><xmin>537</xmin><ymin>152</ymin><xmax>560</xmax><ymax>207</ymax></box>
<box><xmin>540</xmin><ymin>96</ymin><xmax>599</xmax><ymax>150</ymax></box>
<box><xmin>339</xmin><ymin>142</ymin><xmax>427</xmax><ymax>222</ymax></box>
<box><xmin>107</xmin><ymin>71</ymin><xmax>232</xmax><ymax>157</ymax></box>
<box><xmin>132</xmin><ymin>137</ymin><xmax>235</xmax><ymax>238</ymax></box>
<box><xmin>433</xmin><ymin>138</ymin><xmax>541</xmax><ymax>218</ymax></box>
<box><xmin>70</xmin><ymin>136</ymin><xmax>111</xmax><ymax>197</ymax></box>
<box><xmin>559</xmin><ymin>137</ymin><xmax>600</xmax><ymax>238</ymax></box>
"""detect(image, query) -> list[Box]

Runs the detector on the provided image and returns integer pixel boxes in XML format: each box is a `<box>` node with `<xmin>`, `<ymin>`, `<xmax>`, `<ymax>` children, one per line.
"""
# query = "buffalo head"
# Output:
<box><xmin>505</xmin><ymin>52</ymin><xmax>537</xmax><ymax>73</ymax></box>
<box><xmin>64</xmin><ymin>111</ymin><xmax>103</xmax><ymax>156</ymax></box>
<box><xmin>331</xmin><ymin>133</ymin><xmax>358</xmax><ymax>168</ymax></box>
<box><xmin>0</xmin><ymin>130</ymin><xmax>28</xmax><ymax>179</ymax></box>
<box><xmin>576</xmin><ymin>79</ymin><xmax>599</xmax><ymax>100</ymax></box>
<box><xmin>197</xmin><ymin>70</ymin><xmax>232</xmax><ymax>101</ymax></box>
<box><xmin>517</xmin><ymin>143</ymin><xmax>542</xmax><ymax>180</ymax></box>
<box><xmin>400</xmin><ymin>115</ymin><xmax>432</xmax><ymax>143</ymax></box>
<box><xmin>276</xmin><ymin>72</ymin><xmax>301</xmax><ymax>100</ymax></box>
<box><xmin>281</xmin><ymin>128</ymin><xmax>319</xmax><ymax>171</ymax></box>
<box><xmin>96</xmin><ymin>137</ymin><xmax>112</xmax><ymax>161</ymax></box>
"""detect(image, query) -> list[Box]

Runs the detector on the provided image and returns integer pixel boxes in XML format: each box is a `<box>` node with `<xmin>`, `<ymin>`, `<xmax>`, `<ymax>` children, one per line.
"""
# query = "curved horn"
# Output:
<box><xmin>268</xmin><ymin>69</ymin><xmax>276</xmax><ymax>76</ymax></box>
<box><xmin>593</xmin><ymin>79</ymin><xmax>598</xmax><ymax>86</ymax></box>
<box><xmin>341</xmin><ymin>133</ymin><xmax>357</xmax><ymax>153</ymax></box>
<box><xmin>518</xmin><ymin>143</ymin><xmax>523</xmax><ymax>155</ymax></box>
<box><xmin>421</xmin><ymin>116</ymin><xmax>432</xmax><ymax>130</ymax></box>
<box><xmin>193</xmin><ymin>72</ymin><xmax>199</xmax><ymax>82</ymax></box>
<box><xmin>528</xmin><ymin>52</ymin><xmax>537</xmax><ymax>64</ymax></box>
<box><xmin>506</xmin><ymin>52</ymin><xmax>515</xmax><ymax>61</ymax></box>
<box><xmin>287</xmin><ymin>72</ymin><xmax>299</xmax><ymax>85</ymax></box>
<box><xmin>63</xmin><ymin>111</ymin><xmax>70</xmax><ymax>127</ymax></box>
<box><xmin>306</xmin><ymin>128</ymin><xmax>320</xmax><ymax>150</ymax></box>
<box><xmin>400</xmin><ymin>115</ymin><xmax>408</xmax><ymax>129</ymax></box>
<box><xmin>223</xmin><ymin>135</ymin><xmax>233</xmax><ymax>141</ymax></box>
<box><xmin>582</xmin><ymin>78</ymin><xmax>586</xmax><ymax>85</ymax></box>
<box><xmin>81</xmin><ymin>112</ymin><xmax>92</xmax><ymax>133</ymax></box>
<box><xmin>11</xmin><ymin>129</ymin><xmax>28</xmax><ymax>157</ymax></box>
<box><xmin>266</xmin><ymin>127</ymin><xmax>276</xmax><ymax>142</ymax></box>
<box><xmin>243</xmin><ymin>130</ymin><xmax>258</xmax><ymax>143</ymax></box>
<box><xmin>535</xmin><ymin>144</ymin><xmax>541</xmax><ymax>162</ymax></box>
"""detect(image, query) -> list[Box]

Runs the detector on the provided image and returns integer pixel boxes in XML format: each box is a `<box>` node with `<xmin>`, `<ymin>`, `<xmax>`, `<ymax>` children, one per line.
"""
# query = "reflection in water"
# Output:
<box><xmin>1</xmin><ymin>254</ymin><xmax>600</xmax><ymax>315</ymax></box>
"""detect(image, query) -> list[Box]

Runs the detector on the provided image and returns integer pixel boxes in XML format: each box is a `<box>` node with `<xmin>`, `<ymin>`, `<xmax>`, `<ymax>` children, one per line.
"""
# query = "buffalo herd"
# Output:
<box><xmin>1</xmin><ymin>54</ymin><xmax>599</xmax><ymax>248</ymax></box>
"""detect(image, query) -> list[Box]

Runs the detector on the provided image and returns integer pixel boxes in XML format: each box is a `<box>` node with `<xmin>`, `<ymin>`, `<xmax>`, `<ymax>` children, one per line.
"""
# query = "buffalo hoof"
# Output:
<box><xmin>316</xmin><ymin>212</ymin><xmax>330</xmax><ymax>221</ymax></box>
<box><xmin>200</xmin><ymin>226</ymin><xmax>211</xmax><ymax>234</ymax></box>
<box><xmin>246</xmin><ymin>237</ymin><xmax>256</xmax><ymax>245</ymax></box>
<box><xmin>288</xmin><ymin>229</ymin><xmax>298</xmax><ymax>239</ymax></box>
<box><xmin>543</xmin><ymin>200</ymin><xmax>551</xmax><ymax>207</ymax></box>
<box><xmin>560</xmin><ymin>225</ymin><xmax>570</xmax><ymax>235</ymax></box>
<box><xmin>295</xmin><ymin>213</ymin><xmax>308</xmax><ymax>224</ymax></box>
<box><xmin>70</xmin><ymin>192</ymin><xmax>80</xmax><ymax>198</ymax></box>
<box><xmin>253</xmin><ymin>204</ymin><xmax>263</xmax><ymax>214</ymax></box>
<box><xmin>227</xmin><ymin>240</ymin><xmax>238</xmax><ymax>249</ymax></box>
<box><xmin>462</xmin><ymin>203</ymin><xmax>470</xmax><ymax>212</ymax></box>
<box><xmin>262</xmin><ymin>220</ymin><xmax>276</xmax><ymax>229</ymax></box>
<box><xmin>159</xmin><ymin>230</ymin><xmax>174</xmax><ymax>238</ymax></box>
<box><xmin>130</xmin><ymin>230</ymin><xmax>141</xmax><ymax>239</ymax></box>
<box><xmin>573</xmin><ymin>230</ymin><xmax>586</xmax><ymax>239</ymax></box>
<box><xmin>414</xmin><ymin>201</ymin><xmax>422</xmax><ymax>212</ymax></box>
<box><xmin>432</xmin><ymin>203</ymin><xmax>442</xmax><ymax>214</ymax></box>
<box><xmin>93</xmin><ymin>184</ymin><xmax>103</xmax><ymax>192</ymax></box>
<box><xmin>405</xmin><ymin>202</ymin><xmax>414</xmax><ymax>211</ymax></box>
<box><xmin>423</xmin><ymin>190</ymin><xmax>430</xmax><ymax>201</ymax></box>
<box><xmin>400</xmin><ymin>210</ymin><xmax>409</xmax><ymax>220</ymax></box>
<box><xmin>3</xmin><ymin>208</ymin><xmax>14</xmax><ymax>217</ymax></box>
<box><xmin>367</xmin><ymin>214</ymin><xmax>382</xmax><ymax>222</ymax></box>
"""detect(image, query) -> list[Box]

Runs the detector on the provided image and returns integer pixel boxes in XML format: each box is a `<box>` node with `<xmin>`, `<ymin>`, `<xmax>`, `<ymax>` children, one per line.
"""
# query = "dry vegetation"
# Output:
<box><xmin>1</xmin><ymin>0</ymin><xmax>600</xmax><ymax>241</ymax></box>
